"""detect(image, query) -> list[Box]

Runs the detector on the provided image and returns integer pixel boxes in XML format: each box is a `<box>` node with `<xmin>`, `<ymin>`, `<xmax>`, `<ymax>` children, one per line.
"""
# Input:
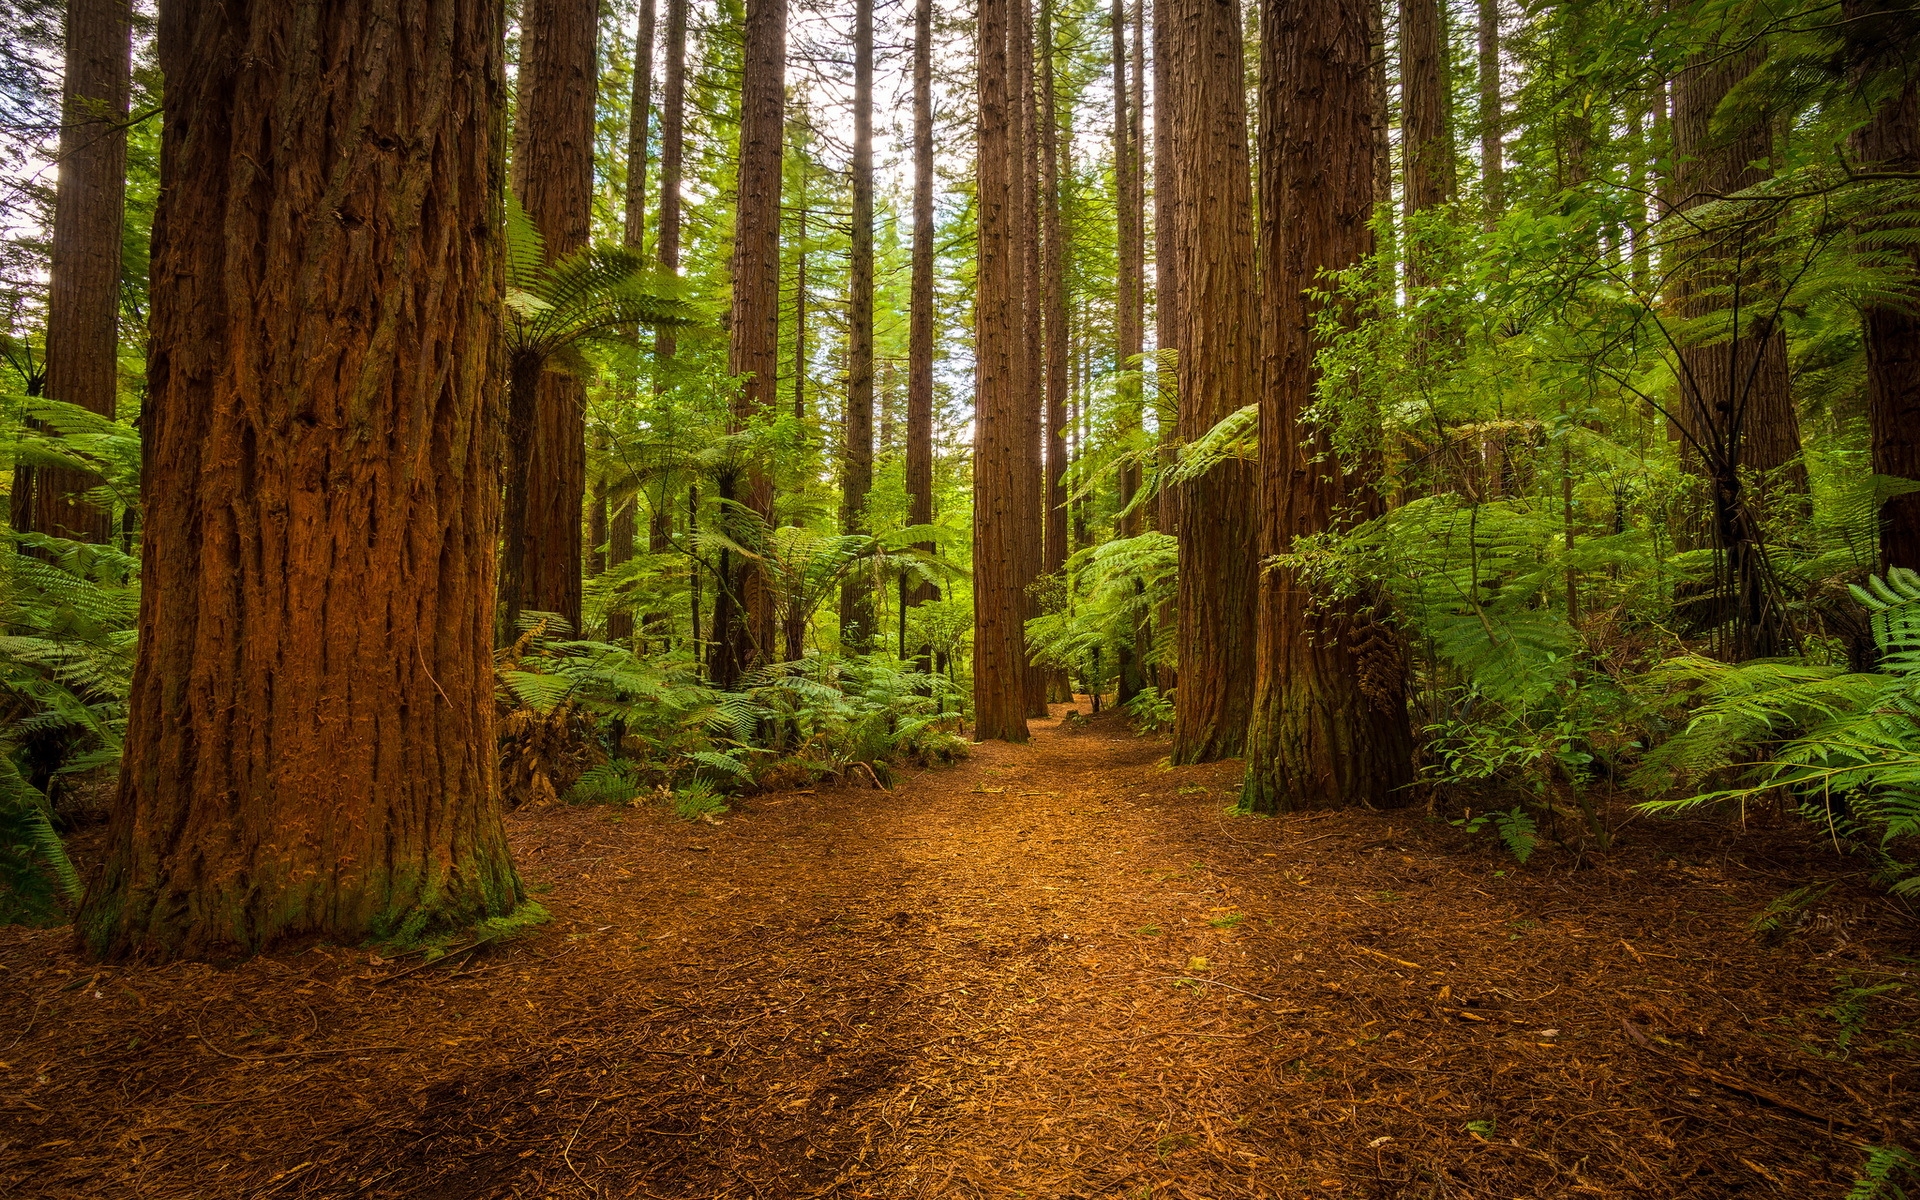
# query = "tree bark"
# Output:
<box><xmin>1165</xmin><ymin>0</ymin><xmax>1259</xmax><ymax>763</ymax></box>
<box><xmin>1151</xmin><ymin>0</ymin><xmax>1180</xmax><ymax>543</ymax></box>
<box><xmin>504</xmin><ymin>0</ymin><xmax>597</xmax><ymax>636</ymax></box>
<box><xmin>1476</xmin><ymin>0</ymin><xmax>1501</xmax><ymax>223</ymax></box>
<box><xmin>1669</xmin><ymin>34</ymin><xmax>1805</xmax><ymax>658</ymax></box>
<box><xmin>714</xmin><ymin>0</ymin><xmax>785</xmax><ymax>688</ymax></box>
<box><xmin>840</xmin><ymin>0</ymin><xmax>876</xmax><ymax>652</ymax></box>
<box><xmin>1398</xmin><ymin>0</ymin><xmax>1449</xmax><ymax>281</ymax></box>
<box><xmin>17</xmin><ymin>0</ymin><xmax>130</xmax><ymax>544</ymax></box>
<box><xmin>905</xmin><ymin>0</ymin><xmax>940</xmax><ymax>669</ymax></box>
<box><xmin>1846</xmin><ymin>0</ymin><xmax>1920</xmax><ymax>573</ymax></box>
<box><xmin>1042</xmin><ymin>0</ymin><xmax>1069</xmax><ymax>586</ymax></box>
<box><xmin>78</xmin><ymin>0</ymin><xmax>519</xmax><ymax>960</ymax></box>
<box><xmin>1242</xmin><ymin>0</ymin><xmax>1415</xmax><ymax>812</ymax></box>
<box><xmin>608</xmin><ymin>0</ymin><xmax>657</xmax><ymax>644</ymax></box>
<box><xmin>1113</xmin><ymin>0</ymin><xmax>1142</xmax><ymax>537</ymax></box>
<box><xmin>974</xmin><ymin>0</ymin><xmax>1031</xmax><ymax>741</ymax></box>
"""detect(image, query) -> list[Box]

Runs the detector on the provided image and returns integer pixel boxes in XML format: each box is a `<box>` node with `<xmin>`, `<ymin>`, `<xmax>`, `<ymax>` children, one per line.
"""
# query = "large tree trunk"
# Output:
<box><xmin>16</xmin><ymin>0</ymin><xmax>130</xmax><ymax>544</ymax></box>
<box><xmin>1017</xmin><ymin>0</ymin><xmax>1050</xmax><ymax>718</ymax></box>
<box><xmin>1165</xmin><ymin>0</ymin><xmax>1258</xmax><ymax>764</ymax></box>
<box><xmin>78</xmin><ymin>0</ymin><xmax>519</xmax><ymax>961</ymax></box>
<box><xmin>839</xmin><ymin>0</ymin><xmax>877</xmax><ymax>652</ymax></box>
<box><xmin>1846</xmin><ymin>0</ymin><xmax>1920</xmax><ymax>573</ymax></box>
<box><xmin>1113</xmin><ymin>0</ymin><xmax>1142</xmax><ymax>540</ymax></box>
<box><xmin>1241</xmin><ymin>0</ymin><xmax>1414</xmax><ymax>813</ymax></box>
<box><xmin>714</xmin><ymin>0</ymin><xmax>785</xmax><ymax>688</ymax></box>
<box><xmin>974</xmin><ymin>0</ymin><xmax>1031</xmax><ymax>741</ymax></box>
<box><xmin>1669</xmin><ymin>35</ymin><xmax>1805</xmax><ymax>659</ymax></box>
<box><xmin>905</xmin><ymin>0</ymin><xmax>940</xmax><ymax>669</ymax></box>
<box><xmin>502</xmin><ymin>0</ymin><xmax>596</xmax><ymax>637</ymax></box>
<box><xmin>608</xmin><ymin>0</ymin><xmax>657</xmax><ymax>645</ymax></box>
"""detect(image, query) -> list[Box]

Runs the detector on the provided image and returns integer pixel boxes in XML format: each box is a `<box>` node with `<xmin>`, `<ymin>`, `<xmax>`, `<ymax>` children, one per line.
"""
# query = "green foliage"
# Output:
<box><xmin>1635</xmin><ymin>572</ymin><xmax>1920</xmax><ymax>893</ymax></box>
<box><xmin>1851</xmin><ymin>1146</ymin><xmax>1920</xmax><ymax>1200</ymax></box>
<box><xmin>1452</xmin><ymin>807</ymin><xmax>1540</xmax><ymax>866</ymax></box>
<box><xmin>1123</xmin><ymin>685</ymin><xmax>1175</xmax><ymax>734</ymax></box>
<box><xmin>1026</xmin><ymin>533</ymin><xmax>1177</xmax><ymax>684</ymax></box>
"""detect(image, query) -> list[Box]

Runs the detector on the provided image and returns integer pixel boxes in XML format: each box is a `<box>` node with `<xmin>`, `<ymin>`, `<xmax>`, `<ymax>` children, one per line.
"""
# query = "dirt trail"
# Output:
<box><xmin>3</xmin><ymin>708</ymin><xmax>1915</xmax><ymax>1198</ymax></box>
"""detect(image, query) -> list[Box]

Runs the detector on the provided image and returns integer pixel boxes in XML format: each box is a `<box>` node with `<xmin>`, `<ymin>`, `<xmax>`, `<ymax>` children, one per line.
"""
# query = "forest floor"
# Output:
<box><xmin>3</xmin><ymin>706</ymin><xmax>1919</xmax><ymax>1199</ymax></box>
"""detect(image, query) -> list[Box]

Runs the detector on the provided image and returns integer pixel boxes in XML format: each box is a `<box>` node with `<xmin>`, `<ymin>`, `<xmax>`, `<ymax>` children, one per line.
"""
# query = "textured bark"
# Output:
<box><xmin>1113</xmin><ymin>0</ymin><xmax>1142</xmax><ymax>535</ymax></box>
<box><xmin>1476</xmin><ymin>0</ymin><xmax>1501</xmax><ymax>223</ymax></box>
<box><xmin>905</xmin><ymin>0</ymin><xmax>939</xmax><ymax>660</ymax></box>
<box><xmin>17</xmin><ymin>0</ymin><xmax>130</xmax><ymax>544</ymax></box>
<box><xmin>1669</xmin><ymin>35</ymin><xmax>1805</xmax><ymax>657</ymax></box>
<box><xmin>1165</xmin><ymin>0</ymin><xmax>1258</xmax><ymax>763</ymax></box>
<box><xmin>839</xmin><ymin>0</ymin><xmax>876</xmax><ymax>651</ymax></box>
<box><xmin>608</xmin><ymin>0</ymin><xmax>657</xmax><ymax>644</ymax></box>
<box><xmin>1846</xmin><ymin>0</ymin><xmax>1920</xmax><ymax>572</ymax></box>
<box><xmin>1042</xmin><ymin>0</ymin><xmax>1069</xmax><ymax>584</ymax></box>
<box><xmin>715</xmin><ymin>0</ymin><xmax>785</xmax><ymax>687</ymax></box>
<box><xmin>1151</xmin><ymin>0</ymin><xmax>1180</xmax><ymax>543</ymax></box>
<box><xmin>505</xmin><ymin>0</ymin><xmax>597</xmax><ymax>635</ymax></box>
<box><xmin>974</xmin><ymin>0</ymin><xmax>1030</xmax><ymax>741</ymax></box>
<box><xmin>1398</xmin><ymin>0</ymin><xmax>1449</xmax><ymax>282</ymax></box>
<box><xmin>1018</xmin><ymin>0</ymin><xmax>1050</xmax><ymax>718</ymax></box>
<box><xmin>1242</xmin><ymin>0</ymin><xmax>1414</xmax><ymax>813</ymax></box>
<box><xmin>657</xmin><ymin>0</ymin><xmax>687</xmax><ymax>319</ymax></box>
<box><xmin>78</xmin><ymin>0</ymin><xmax>519</xmax><ymax>960</ymax></box>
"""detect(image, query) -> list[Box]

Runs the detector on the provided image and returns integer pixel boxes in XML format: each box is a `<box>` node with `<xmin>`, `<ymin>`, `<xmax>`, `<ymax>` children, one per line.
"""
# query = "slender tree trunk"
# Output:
<box><xmin>1151</xmin><ymin>0</ymin><xmax>1180</xmax><ymax>545</ymax></box>
<box><xmin>1165</xmin><ymin>0</ymin><xmax>1259</xmax><ymax>763</ymax></box>
<box><xmin>1113</xmin><ymin>0</ymin><xmax>1141</xmax><ymax>534</ymax></box>
<box><xmin>974</xmin><ymin>0</ymin><xmax>1031</xmax><ymax>741</ymax></box>
<box><xmin>716</xmin><ymin>0</ymin><xmax>786</xmax><ymax>687</ymax></box>
<box><xmin>1845</xmin><ymin>0</ymin><xmax>1920</xmax><ymax>572</ymax></box>
<box><xmin>504</xmin><ymin>0</ymin><xmax>597</xmax><ymax>637</ymax></box>
<box><xmin>609</xmin><ymin>0</ymin><xmax>657</xmax><ymax>644</ymax></box>
<box><xmin>905</xmin><ymin>0</ymin><xmax>939</xmax><ymax>668</ymax></box>
<box><xmin>79</xmin><ymin>0</ymin><xmax>519</xmax><ymax>960</ymax></box>
<box><xmin>1043</xmin><ymin>0</ymin><xmax>1069</xmax><ymax>587</ymax></box>
<box><xmin>1669</xmin><ymin>34</ymin><xmax>1805</xmax><ymax>658</ymax></box>
<box><xmin>1018</xmin><ymin>0</ymin><xmax>1050</xmax><ymax>718</ymax></box>
<box><xmin>1398</xmin><ymin>0</ymin><xmax>1448</xmax><ymax>283</ymax></box>
<box><xmin>18</xmin><ymin>0</ymin><xmax>130</xmax><ymax>544</ymax></box>
<box><xmin>794</xmin><ymin>204</ymin><xmax>807</xmax><ymax>425</ymax></box>
<box><xmin>1242</xmin><ymin>0</ymin><xmax>1414</xmax><ymax>812</ymax></box>
<box><xmin>840</xmin><ymin>0</ymin><xmax>876</xmax><ymax>652</ymax></box>
<box><xmin>1477</xmin><ymin>0</ymin><xmax>1501</xmax><ymax>224</ymax></box>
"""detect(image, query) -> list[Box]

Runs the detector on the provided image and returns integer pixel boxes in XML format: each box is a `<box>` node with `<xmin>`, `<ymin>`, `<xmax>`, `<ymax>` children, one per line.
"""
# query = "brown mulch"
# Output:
<box><xmin>2</xmin><ymin>705</ymin><xmax>1917</xmax><ymax>1199</ymax></box>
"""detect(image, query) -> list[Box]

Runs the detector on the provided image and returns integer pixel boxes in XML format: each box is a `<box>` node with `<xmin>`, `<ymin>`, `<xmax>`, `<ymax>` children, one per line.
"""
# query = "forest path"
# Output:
<box><xmin>2</xmin><ymin>707</ymin><xmax>1903</xmax><ymax>1199</ymax></box>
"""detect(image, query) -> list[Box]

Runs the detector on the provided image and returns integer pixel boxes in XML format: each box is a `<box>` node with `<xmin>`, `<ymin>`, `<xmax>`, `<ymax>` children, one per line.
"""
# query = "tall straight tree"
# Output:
<box><xmin>1151</xmin><ymin>0</ymin><xmax>1180</xmax><ymax>542</ymax></box>
<box><xmin>657</xmin><ymin>0</ymin><xmax>691</xmax><ymax>651</ymax></box>
<box><xmin>1476</xmin><ymin>0</ymin><xmax>1502</xmax><ymax>223</ymax></box>
<box><xmin>609</xmin><ymin>0</ymin><xmax>658</xmax><ymax>643</ymax></box>
<box><xmin>974</xmin><ymin>0</ymin><xmax>1031</xmax><ymax>740</ymax></box>
<box><xmin>1669</xmin><ymin>30</ymin><xmax>1805</xmax><ymax>658</ymax></box>
<box><xmin>1112</xmin><ymin>0</ymin><xmax>1142</xmax><ymax>534</ymax></box>
<box><xmin>904</xmin><ymin>0</ymin><xmax>940</xmax><ymax>661</ymax></box>
<box><xmin>715</xmin><ymin>0</ymin><xmax>786</xmax><ymax>686</ymax></box>
<box><xmin>503</xmin><ymin>0</ymin><xmax>598</xmax><ymax>636</ymax></box>
<box><xmin>1018</xmin><ymin>0</ymin><xmax>1050</xmax><ymax>718</ymax></box>
<box><xmin>1164</xmin><ymin>0</ymin><xmax>1259</xmax><ymax>763</ymax></box>
<box><xmin>840</xmin><ymin>0</ymin><xmax>877</xmax><ymax>649</ymax></box>
<box><xmin>1042</xmin><ymin>0</ymin><xmax>1069</xmax><ymax>588</ymax></box>
<box><xmin>1399</xmin><ymin>0</ymin><xmax>1450</xmax><ymax>278</ymax></box>
<box><xmin>1845</xmin><ymin>0</ymin><xmax>1920</xmax><ymax>572</ymax></box>
<box><xmin>13</xmin><ymin>0</ymin><xmax>130</xmax><ymax>543</ymax></box>
<box><xmin>79</xmin><ymin>0</ymin><xmax>519</xmax><ymax>959</ymax></box>
<box><xmin>1242</xmin><ymin>0</ymin><xmax>1414</xmax><ymax>812</ymax></box>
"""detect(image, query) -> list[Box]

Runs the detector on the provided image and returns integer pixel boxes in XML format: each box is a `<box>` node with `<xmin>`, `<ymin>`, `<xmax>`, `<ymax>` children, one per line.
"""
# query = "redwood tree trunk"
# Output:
<box><xmin>609</xmin><ymin>0</ymin><xmax>657</xmax><ymax>644</ymax></box>
<box><xmin>1165</xmin><ymin>0</ymin><xmax>1258</xmax><ymax>763</ymax></box>
<box><xmin>1151</xmin><ymin>0</ymin><xmax>1180</xmax><ymax>544</ymax></box>
<box><xmin>1476</xmin><ymin>0</ymin><xmax>1501</xmax><ymax>223</ymax></box>
<box><xmin>1042</xmin><ymin>0</ymin><xmax>1069</xmax><ymax>586</ymax></box>
<box><xmin>1241</xmin><ymin>0</ymin><xmax>1414</xmax><ymax>812</ymax></box>
<box><xmin>78</xmin><ymin>0</ymin><xmax>519</xmax><ymax>960</ymax></box>
<box><xmin>1398</xmin><ymin>0</ymin><xmax>1448</xmax><ymax>282</ymax></box>
<box><xmin>716</xmin><ymin>0</ymin><xmax>786</xmax><ymax>687</ymax></box>
<box><xmin>1846</xmin><ymin>0</ymin><xmax>1920</xmax><ymax>572</ymax></box>
<box><xmin>905</xmin><ymin>0</ymin><xmax>940</xmax><ymax>667</ymax></box>
<box><xmin>974</xmin><ymin>0</ymin><xmax>1031</xmax><ymax>741</ymax></box>
<box><xmin>1669</xmin><ymin>36</ymin><xmax>1805</xmax><ymax>658</ymax></box>
<box><xmin>840</xmin><ymin>0</ymin><xmax>876</xmax><ymax>651</ymax></box>
<box><xmin>1017</xmin><ymin>0</ymin><xmax>1049</xmax><ymax>718</ymax></box>
<box><xmin>507</xmin><ymin>0</ymin><xmax>598</xmax><ymax>636</ymax></box>
<box><xmin>18</xmin><ymin>0</ymin><xmax>130</xmax><ymax>544</ymax></box>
